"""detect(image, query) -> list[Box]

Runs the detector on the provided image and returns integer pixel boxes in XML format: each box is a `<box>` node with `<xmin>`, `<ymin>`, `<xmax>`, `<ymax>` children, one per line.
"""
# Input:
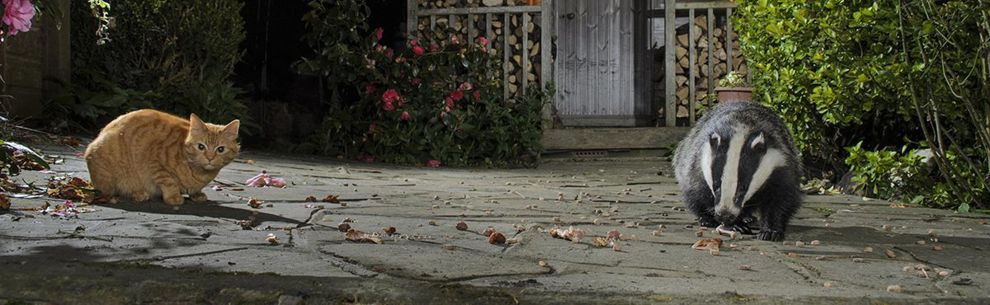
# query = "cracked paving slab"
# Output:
<box><xmin>0</xmin><ymin>145</ymin><xmax>988</xmax><ymax>304</ymax></box>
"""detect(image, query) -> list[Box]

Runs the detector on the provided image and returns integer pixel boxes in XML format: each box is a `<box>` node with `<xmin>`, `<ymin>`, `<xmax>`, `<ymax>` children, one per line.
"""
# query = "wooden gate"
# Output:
<box><xmin>553</xmin><ymin>0</ymin><xmax>653</xmax><ymax>127</ymax></box>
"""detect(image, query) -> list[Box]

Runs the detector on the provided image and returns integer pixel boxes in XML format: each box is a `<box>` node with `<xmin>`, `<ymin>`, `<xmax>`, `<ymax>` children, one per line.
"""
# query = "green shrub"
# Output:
<box><xmin>844</xmin><ymin>144</ymin><xmax>931</xmax><ymax>205</ymax></box>
<box><xmin>735</xmin><ymin>0</ymin><xmax>989</xmax><ymax>210</ymax></box>
<box><xmin>298</xmin><ymin>0</ymin><xmax>550</xmax><ymax>167</ymax></box>
<box><xmin>54</xmin><ymin>0</ymin><xmax>247</xmax><ymax>131</ymax></box>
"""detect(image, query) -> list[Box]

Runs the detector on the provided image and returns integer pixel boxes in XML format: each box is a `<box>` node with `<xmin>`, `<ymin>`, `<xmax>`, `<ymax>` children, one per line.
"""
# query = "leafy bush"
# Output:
<box><xmin>54</xmin><ymin>0</ymin><xmax>248</xmax><ymax>131</ymax></box>
<box><xmin>298</xmin><ymin>0</ymin><xmax>549</xmax><ymax>167</ymax></box>
<box><xmin>844</xmin><ymin>144</ymin><xmax>931</xmax><ymax>205</ymax></box>
<box><xmin>735</xmin><ymin>0</ymin><xmax>989</xmax><ymax>210</ymax></box>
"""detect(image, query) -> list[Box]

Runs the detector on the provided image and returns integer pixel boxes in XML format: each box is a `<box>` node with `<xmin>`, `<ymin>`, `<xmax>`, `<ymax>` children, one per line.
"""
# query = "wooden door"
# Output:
<box><xmin>554</xmin><ymin>0</ymin><xmax>649</xmax><ymax>127</ymax></box>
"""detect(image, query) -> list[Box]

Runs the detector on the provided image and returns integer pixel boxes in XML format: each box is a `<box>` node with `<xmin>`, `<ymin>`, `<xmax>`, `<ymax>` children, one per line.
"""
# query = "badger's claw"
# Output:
<box><xmin>731</xmin><ymin>223</ymin><xmax>755</xmax><ymax>235</ymax></box>
<box><xmin>698</xmin><ymin>217</ymin><xmax>720</xmax><ymax>228</ymax></box>
<box><xmin>757</xmin><ymin>229</ymin><xmax>785</xmax><ymax>241</ymax></box>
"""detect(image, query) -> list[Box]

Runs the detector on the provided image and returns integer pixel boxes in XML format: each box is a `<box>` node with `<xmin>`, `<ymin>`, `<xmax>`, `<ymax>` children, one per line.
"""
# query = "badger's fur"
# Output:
<box><xmin>673</xmin><ymin>102</ymin><xmax>802</xmax><ymax>241</ymax></box>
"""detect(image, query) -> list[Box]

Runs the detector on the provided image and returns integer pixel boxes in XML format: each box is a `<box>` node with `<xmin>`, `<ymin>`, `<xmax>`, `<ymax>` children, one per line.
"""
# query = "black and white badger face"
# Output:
<box><xmin>701</xmin><ymin>124</ymin><xmax>787</xmax><ymax>225</ymax></box>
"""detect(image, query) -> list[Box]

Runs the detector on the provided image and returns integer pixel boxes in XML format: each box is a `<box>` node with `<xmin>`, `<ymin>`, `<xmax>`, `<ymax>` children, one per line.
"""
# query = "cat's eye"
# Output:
<box><xmin>217</xmin><ymin>146</ymin><xmax>225</xmax><ymax>153</ymax></box>
<box><xmin>197</xmin><ymin>143</ymin><xmax>206</xmax><ymax>151</ymax></box>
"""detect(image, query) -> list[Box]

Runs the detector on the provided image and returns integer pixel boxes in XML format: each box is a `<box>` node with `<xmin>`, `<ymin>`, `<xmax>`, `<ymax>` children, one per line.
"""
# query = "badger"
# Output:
<box><xmin>673</xmin><ymin>102</ymin><xmax>802</xmax><ymax>241</ymax></box>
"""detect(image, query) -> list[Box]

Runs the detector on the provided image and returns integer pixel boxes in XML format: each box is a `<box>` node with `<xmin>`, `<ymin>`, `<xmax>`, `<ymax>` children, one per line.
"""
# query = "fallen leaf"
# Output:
<box><xmin>247</xmin><ymin>198</ymin><xmax>263</xmax><ymax>209</ymax></box>
<box><xmin>345</xmin><ymin>228</ymin><xmax>383</xmax><ymax>244</ymax></box>
<box><xmin>455</xmin><ymin>221</ymin><xmax>468</xmax><ymax>231</ymax></box>
<box><xmin>0</xmin><ymin>193</ymin><xmax>10</xmax><ymax>210</ymax></box>
<box><xmin>383</xmin><ymin>226</ymin><xmax>396</xmax><ymax>235</ymax></box>
<box><xmin>266</xmin><ymin>233</ymin><xmax>279</xmax><ymax>245</ymax></box>
<box><xmin>337</xmin><ymin>223</ymin><xmax>352</xmax><ymax>232</ymax></box>
<box><xmin>61</xmin><ymin>137</ymin><xmax>82</xmax><ymax>147</ymax></box>
<box><xmin>886</xmin><ymin>285</ymin><xmax>902</xmax><ymax>293</ymax></box>
<box><xmin>487</xmin><ymin>231</ymin><xmax>506</xmax><ymax>244</ymax></box>
<box><xmin>322</xmin><ymin>194</ymin><xmax>340</xmax><ymax>203</ymax></box>
<box><xmin>481</xmin><ymin>227</ymin><xmax>496</xmax><ymax>237</ymax></box>
<box><xmin>305</xmin><ymin>195</ymin><xmax>318</xmax><ymax>202</ymax></box>
<box><xmin>591</xmin><ymin>236</ymin><xmax>610</xmax><ymax>247</ymax></box>
<box><xmin>691</xmin><ymin>238</ymin><xmax>723</xmax><ymax>252</ymax></box>
<box><xmin>884</xmin><ymin>249</ymin><xmax>897</xmax><ymax>259</ymax></box>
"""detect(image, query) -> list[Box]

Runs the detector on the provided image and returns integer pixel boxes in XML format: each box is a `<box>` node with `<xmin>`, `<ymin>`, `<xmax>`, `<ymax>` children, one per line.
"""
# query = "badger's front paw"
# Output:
<box><xmin>698</xmin><ymin>217</ymin><xmax>720</xmax><ymax>228</ymax></box>
<box><xmin>757</xmin><ymin>229</ymin><xmax>785</xmax><ymax>241</ymax></box>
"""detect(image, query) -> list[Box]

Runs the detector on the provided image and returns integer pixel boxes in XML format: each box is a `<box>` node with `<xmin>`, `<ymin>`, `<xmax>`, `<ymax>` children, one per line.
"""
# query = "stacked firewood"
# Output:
<box><xmin>417</xmin><ymin>0</ymin><xmax>540</xmax><ymax>9</ymax></box>
<box><xmin>664</xmin><ymin>15</ymin><xmax>749</xmax><ymax>119</ymax></box>
<box><xmin>415</xmin><ymin>0</ymin><xmax>543</xmax><ymax>97</ymax></box>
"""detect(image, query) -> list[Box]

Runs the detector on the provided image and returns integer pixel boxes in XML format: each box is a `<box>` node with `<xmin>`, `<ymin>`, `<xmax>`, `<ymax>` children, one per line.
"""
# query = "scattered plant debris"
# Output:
<box><xmin>246</xmin><ymin>170</ymin><xmax>286</xmax><ymax>188</ymax></box>
<box><xmin>345</xmin><ymin>228</ymin><xmax>383</xmax><ymax>244</ymax></box>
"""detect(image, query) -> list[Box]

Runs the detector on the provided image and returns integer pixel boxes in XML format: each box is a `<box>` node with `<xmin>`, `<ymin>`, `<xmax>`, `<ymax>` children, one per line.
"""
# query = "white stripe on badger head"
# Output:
<box><xmin>701</xmin><ymin>137</ymin><xmax>715</xmax><ymax>197</ymax></box>
<box><xmin>742</xmin><ymin>148</ymin><xmax>788</xmax><ymax>205</ymax></box>
<box><xmin>715</xmin><ymin>126</ymin><xmax>748</xmax><ymax>217</ymax></box>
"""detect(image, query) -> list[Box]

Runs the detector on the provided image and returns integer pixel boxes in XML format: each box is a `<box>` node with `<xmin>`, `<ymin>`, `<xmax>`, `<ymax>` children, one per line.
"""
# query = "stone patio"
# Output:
<box><xmin>1</xmin><ymin>145</ymin><xmax>988</xmax><ymax>304</ymax></box>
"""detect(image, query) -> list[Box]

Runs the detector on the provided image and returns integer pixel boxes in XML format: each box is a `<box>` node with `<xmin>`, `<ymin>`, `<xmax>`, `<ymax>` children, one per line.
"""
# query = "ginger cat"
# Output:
<box><xmin>84</xmin><ymin>109</ymin><xmax>240</xmax><ymax>207</ymax></box>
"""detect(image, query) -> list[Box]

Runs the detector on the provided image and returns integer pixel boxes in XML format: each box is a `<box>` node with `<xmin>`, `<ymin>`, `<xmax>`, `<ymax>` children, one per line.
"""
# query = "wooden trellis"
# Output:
<box><xmin>406</xmin><ymin>0</ymin><xmax>553</xmax><ymax>101</ymax></box>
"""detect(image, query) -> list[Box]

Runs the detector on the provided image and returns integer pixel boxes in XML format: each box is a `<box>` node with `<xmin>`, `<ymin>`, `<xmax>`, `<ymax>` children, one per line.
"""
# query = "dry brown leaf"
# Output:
<box><xmin>248</xmin><ymin>198</ymin><xmax>263</xmax><ymax>209</ymax></box>
<box><xmin>345</xmin><ymin>228</ymin><xmax>383</xmax><ymax>244</ymax></box>
<box><xmin>591</xmin><ymin>236</ymin><xmax>609</xmax><ymax>247</ymax></box>
<box><xmin>304</xmin><ymin>195</ymin><xmax>318</xmax><ymax>202</ymax></box>
<box><xmin>884</xmin><ymin>249</ymin><xmax>897</xmax><ymax>259</ymax></box>
<box><xmin>691</xmin><ymin>238</ymin><xmax>723</xmax><ymax>251</ymax></box>
<box><xmin>488</xmin><ymin>232</ymin><xmax>506</xmax><ymax>245</ymax></box>
<box><xmin>322</xmin><ymin>194</ymin><xmax>340</xmax><ymax>203</ymax></box>
<box><xmin>0</xmin><ymin>193</ymin><xmax>10</xmax><ymax>210</ymax></box>
<box><xmin>455</xmin><ymin>221</ymin><xmax>468</xmax><ymax>231</ymax></box>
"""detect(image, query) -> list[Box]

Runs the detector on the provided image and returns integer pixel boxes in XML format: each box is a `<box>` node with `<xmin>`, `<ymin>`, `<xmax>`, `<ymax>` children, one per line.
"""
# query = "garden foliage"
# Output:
<box><xmin>735</xmin><ymin>0</ymin><xmax>989</xmax><ymax>210</ymax></box>
<box><xmin>297</xmin><ymin>0</ymin><xmax>549</xmax><ymax>167</ymax></box>
<box><xmin>51</xmin><ymin>0</ymin><xmax>248</xmax><ymax>131</ymax></box>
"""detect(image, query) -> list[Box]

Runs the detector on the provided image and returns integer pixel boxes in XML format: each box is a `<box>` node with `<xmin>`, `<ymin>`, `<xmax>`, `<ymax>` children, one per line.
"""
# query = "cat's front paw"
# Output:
<box><xmin>163</xmin><ymin>193</ymin><xmax>185</xmax><ymax>207</ymax></box>
<box><xmin>189</xmin><ymin>192</ymin><xmax>208</xmax><ymax>203</ymax></box>
<box><xmin>131</xmin><ymin>192</ymin><xmax>151</xmax><ymax>202</ymax></box>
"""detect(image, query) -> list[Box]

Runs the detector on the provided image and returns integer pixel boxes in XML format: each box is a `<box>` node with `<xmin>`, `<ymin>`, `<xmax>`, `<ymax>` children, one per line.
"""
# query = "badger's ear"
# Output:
<box><xmin>750</xmin><ymin>132</ymin><xmax>765</xmax><ymax>149</ymax></box>
<box><xmin>709</xmin><ymin>133</ymin><xmax>720</xmax><ymax>147</ymax></box>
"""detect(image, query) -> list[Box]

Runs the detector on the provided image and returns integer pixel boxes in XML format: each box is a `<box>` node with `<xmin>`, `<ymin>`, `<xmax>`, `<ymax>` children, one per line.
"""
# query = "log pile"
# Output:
<box><xmin>658</xmin><ymin>15</ymin><xmax>748</xmax><ymax>120</ymax></box>
<box><xmin>417</xmin><ymin>0</ymin><xmax>540</xmax><ymax>9</ymax></box>
<box><xmin>415</xmin><ymin>1</ymin><xmax>543</xmax><ymax>97</ymax></box>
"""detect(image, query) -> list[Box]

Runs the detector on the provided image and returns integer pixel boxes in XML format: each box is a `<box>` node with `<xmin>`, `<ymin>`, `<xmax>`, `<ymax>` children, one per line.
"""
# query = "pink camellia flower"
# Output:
<box><xmin>459</xmin><ymin>82</ymin><xmax>473</xmax><ymax>91</ymax></box>
<box><xmin>3</xmin><ymin>0</ymin><xmax>35</xmax><ymax>36</ymax></box>
<box><xmin>444</xmin><ymin>105</ymin><xmax>452</xmax><ymax>113</ymax></box>
<box><xmin>473</xmin><ymin>90</ymin><xmax>481</xmax><ymax>101</ymax></box>
<box><xmin>365</xmin><ymin>83</ymin><xmax>376</xmax><ymax>94</ymax></box>
<box><xmin>382</xmin><ymin>89</ymin><xmax>400</xmax><ymax>103</ymax></box>
<box><xmin>430</xmin><ymin>42</ymin><xmax>440</xmax><ymax>53</ymax></box>
<box><xmin>397</xmin><ymin>97</ymin><xmax>406</xmax><ymax>107</ymax></box>
<box><xmin>409</xmin><ymin>39</ymin><xmax>419</xmax><ymax>46</ymax></box>
<box><xmin>400</xmin><ymin>111</ymin><xmax>411</xmax><ymax>121</ymax></box>
<box><xmin>383</xmin><ymin>101</ymin><xmax>395</xmax><ymax>112</ymax></box>
<box><xmin>477</xmin><ymin>36</ymin><xmax>489</xmax><ymax>46</ymax></box>
<box><xmin>375</xmin><ymin>44</ymin><xmax>386</xmax><ymax>53</ymax></box>
<box><xmin>451</xmin><ymin>35</ymin><xmax>461</xmax><ymax>45</ymax></box>
<box><xmin>449</xmin><ymin>90</ymin><xmax>464</xmax><ymax>102</ymax></box>
<box><xmin>412</xmin><ymin>46</ymin><xmax>425</xmax><ymax>57</ymax></box>
<box><xmin>385</xmin><ymin>48</ymin><xmax>394</xmax><ymax>59</ymax></box>
<box><xmin>374</xmin><ymin>27</ymin><xmax>384</xmax><ymax>41</ymax></box>
<box><xmin>245</xmin><ymin>170</ymin><xmax>287</xmax><ymax>188</ymax></box>
<box><xmin>445</xmin><ymin>97</ymin><xmax>455</xmax><ymax>108</ymax></box>
<box><xmin>426</xmin><ymin>160</ymin><xmax>441</xmax><ymax>168</ymax></box>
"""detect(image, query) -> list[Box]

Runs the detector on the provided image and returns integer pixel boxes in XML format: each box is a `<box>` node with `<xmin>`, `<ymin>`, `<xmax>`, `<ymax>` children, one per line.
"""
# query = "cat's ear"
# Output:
<box><xmin>189</xmin><ymin>113</ymin><xmax>207</xmax><ymax>134</ymax></box>
<box><xmin>222</xmin><ymin>119</ymin><xmax>240</xmax><ymax>140</ymax></box>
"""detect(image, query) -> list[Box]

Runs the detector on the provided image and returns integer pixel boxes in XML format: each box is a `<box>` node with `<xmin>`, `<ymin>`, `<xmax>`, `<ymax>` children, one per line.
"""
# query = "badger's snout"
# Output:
<box><xmin>715</xmin><ymin>210</ymin><xmax>737</xmax><ymax>225</ymax></box>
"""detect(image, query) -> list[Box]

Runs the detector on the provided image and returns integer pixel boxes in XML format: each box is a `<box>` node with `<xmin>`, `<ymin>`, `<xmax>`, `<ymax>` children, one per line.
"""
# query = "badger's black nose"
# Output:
<box><xmin>715</xmin><ymin>213</ymin><xmax>737</xmax><ymax>226</ymax></box>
